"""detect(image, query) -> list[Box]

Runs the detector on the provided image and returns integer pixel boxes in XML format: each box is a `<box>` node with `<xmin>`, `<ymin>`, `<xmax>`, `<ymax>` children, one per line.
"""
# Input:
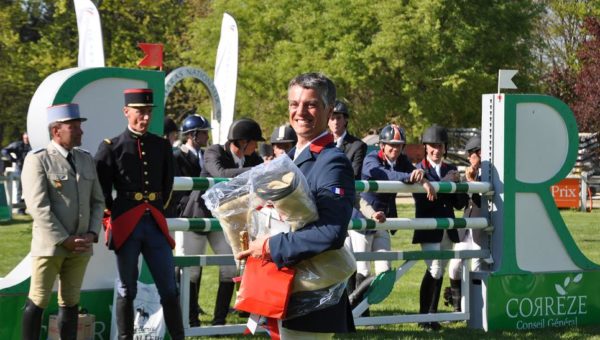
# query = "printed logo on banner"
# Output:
<box><xmin>488</xmin><ymin>272</ymin><xmax>600</xmax><ymax>331</ymax></box>
<box><xmin>110</xmin><ymin>279</ymin><xmax>166</xmax><ymax>340</ymax></box>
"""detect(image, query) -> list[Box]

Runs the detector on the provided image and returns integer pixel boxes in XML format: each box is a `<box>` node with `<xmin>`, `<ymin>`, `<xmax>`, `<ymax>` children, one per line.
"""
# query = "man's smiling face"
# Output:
<box><xmin>288</xmin><ymin>85</ymin><xmax>331</xmax><ymax>144</ymax></box>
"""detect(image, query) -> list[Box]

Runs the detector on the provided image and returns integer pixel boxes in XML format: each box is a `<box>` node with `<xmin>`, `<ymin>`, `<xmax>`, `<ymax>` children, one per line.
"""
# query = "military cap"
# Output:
<box><xmin>124</xmin><ymin>88</ymin><xmax>155</xmax><ymax>107</ymax></box>
<box><xmin>47</xmin><ymin>103</ymin><xmax>87</xmax><ymax>124</ymax></box>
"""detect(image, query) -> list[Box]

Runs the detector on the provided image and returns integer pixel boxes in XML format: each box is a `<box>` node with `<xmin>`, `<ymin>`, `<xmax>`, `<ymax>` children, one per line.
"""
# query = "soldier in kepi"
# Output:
<box><xmin>94</xmin><ymin>88</ymin><xmax>184</xmax><ymax>339</ymax></box>
<box><xmin>21</xmin><ymin>103</ymin><xmax>104</xmax><ymax>340</ymax></box>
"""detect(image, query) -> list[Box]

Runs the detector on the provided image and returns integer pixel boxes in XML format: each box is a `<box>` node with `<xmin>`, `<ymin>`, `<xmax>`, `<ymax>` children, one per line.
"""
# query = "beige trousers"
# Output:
<box><xmin>29</xmin><ymin>255</ymin><xmax>91</xmax><ymax>308</ymax></box>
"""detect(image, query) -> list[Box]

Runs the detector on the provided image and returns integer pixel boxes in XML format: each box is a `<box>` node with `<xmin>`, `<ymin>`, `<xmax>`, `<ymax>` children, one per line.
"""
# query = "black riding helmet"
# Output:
<box><xmin>270</xmin><ymin>125</ymin><xmax>297</xmax><ymax>144</ymax></box>
<box><xmin>333</xmin><ymin>100</ymin><xmax>349</xmax><ymax>117</ymax></box>
<box><xmin>465</xmin><ymin>135</ymin><xmax>481</xmax><ymax>153</ymax></box>
<box><xmin>422</xmin><ymin>124</ymin><xmax>448</xmax><ymax>156</ymax></box>
<box><xmin>421</xmin><ymin>124</ymin><xmax>448</xmax><ymax>144</ymax></box>
<box><xmin>163</xmin><ymin>117</ymin><xmax>178</xmax><ymax>135</ymax></box>
<box><xmin>227</xmin><ymin>118</ymin><xmax>265</xmax><ymax>141</ymax></box>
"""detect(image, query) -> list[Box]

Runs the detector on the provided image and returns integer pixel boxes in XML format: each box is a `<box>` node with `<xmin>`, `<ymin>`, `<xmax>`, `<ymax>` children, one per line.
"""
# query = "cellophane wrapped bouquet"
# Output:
<box><xmin>203</xmin><ymin>155</ymin><xmax>356</xmax><ymax>319</ymax></box>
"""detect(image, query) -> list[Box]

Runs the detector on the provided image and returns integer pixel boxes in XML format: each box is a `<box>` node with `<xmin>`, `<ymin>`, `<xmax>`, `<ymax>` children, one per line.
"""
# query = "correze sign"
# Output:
<box><xmin>488</xmin><ymin>272</ymin><xmax>599</xmax><ymax>330</ymax></box>
<box><xmin>480</xmin><ymin>94</ymin><xmax>600</xmax><ymax>331</ymax></box>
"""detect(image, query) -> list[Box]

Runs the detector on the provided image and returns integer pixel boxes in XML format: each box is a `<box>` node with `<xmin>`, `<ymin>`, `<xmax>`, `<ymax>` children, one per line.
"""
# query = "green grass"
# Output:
<box><xmin>2</xmin><ymin>206</ymin><xmax>599</xmax><ymax>339</ymax></box>
<box><xmin>0</xmin><ymin>214</ymin><xmax>32</xmax><ymax>273</ymax></box>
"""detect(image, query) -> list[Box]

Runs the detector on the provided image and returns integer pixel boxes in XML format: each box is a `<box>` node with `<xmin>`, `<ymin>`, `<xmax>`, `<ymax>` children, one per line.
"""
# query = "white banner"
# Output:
<box><xmin>110</xmin><ymin>280</ymin><xmax>166</xmax><ymax>340</ymax></box>
<box><xmin>213</xmin><ymin>13</ymin><xmax>239</xmax><ymax>145</ymax></box>
<box><xmin>74</xmin><ymin>0</ymin><xmax>105</xmax><ymax>67</ymax></box>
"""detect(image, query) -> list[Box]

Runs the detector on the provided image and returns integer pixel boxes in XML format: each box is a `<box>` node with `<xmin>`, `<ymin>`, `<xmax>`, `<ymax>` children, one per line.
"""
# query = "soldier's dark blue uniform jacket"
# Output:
<box><xmin>361</xmin><ymin>149</ymin><xmax>415</xmax><ymax>219</ymax></box>
<box><xmin>94</xmin><ymin>129</ymin><xmax>174</xmax><ymax>250</ymax></box>
<box><xmin>412</xmin><ymin>158</ymin><xmax>468</xmax><ymax>244</ymax></box>
<box><xmin>269</xmin><ymin>133</ymin><xmax>356</xmax><ymax>333</ymax></box>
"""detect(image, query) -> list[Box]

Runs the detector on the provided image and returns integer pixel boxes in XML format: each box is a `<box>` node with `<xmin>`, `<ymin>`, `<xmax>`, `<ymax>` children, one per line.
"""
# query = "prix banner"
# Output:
<box><xmin>550</xmin><ymin>178</ymin><xmax>580</xmax><ymax>209</ymax></box>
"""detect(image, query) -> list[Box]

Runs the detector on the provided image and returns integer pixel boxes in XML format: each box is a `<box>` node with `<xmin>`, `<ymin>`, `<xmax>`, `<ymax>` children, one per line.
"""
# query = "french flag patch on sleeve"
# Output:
<box><xmin>332</xmin><ymin>187</ymin><xmax>345</xmax><ymax>196</ymax></box>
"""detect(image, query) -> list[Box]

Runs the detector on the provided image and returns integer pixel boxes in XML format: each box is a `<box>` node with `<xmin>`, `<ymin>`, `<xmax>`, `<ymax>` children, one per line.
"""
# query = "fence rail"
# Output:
<box><xmin>173</xmin><ymin>176</ymin><xmax>494</xmax><ymax>194</ymax></box>
<box><xmin>172</xmin><ymin>249</ymin><xmax>490</xmax><ymax>267</ymax></box>
<box><xmin>170</xmin><ymin>174</ymin><xmax>493</xmax><ymax>335</ymax></box>
<box><xmin>167</xmin><ymin>217</ymin><xmax>491</xmax><ymax>232</ymax></box>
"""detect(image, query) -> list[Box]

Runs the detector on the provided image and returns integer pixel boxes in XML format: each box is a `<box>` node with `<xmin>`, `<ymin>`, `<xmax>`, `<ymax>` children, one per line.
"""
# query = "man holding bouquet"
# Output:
<box><xmin>237</xmin><ymin>72</ymin><xmax>356</xmax><ymax>338</ymax></box>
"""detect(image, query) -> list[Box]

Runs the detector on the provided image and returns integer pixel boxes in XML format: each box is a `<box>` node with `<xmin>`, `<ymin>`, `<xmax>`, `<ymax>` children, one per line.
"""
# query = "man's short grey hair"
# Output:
<box><xmin>48</xmin><ymin>122</ymin><xmax>62</xmax><ymax>138</ymax></box>
<box><xmin>288</xmin><ymin>73</ymin><xmax>336</xmax><ymax>110</ymax></box>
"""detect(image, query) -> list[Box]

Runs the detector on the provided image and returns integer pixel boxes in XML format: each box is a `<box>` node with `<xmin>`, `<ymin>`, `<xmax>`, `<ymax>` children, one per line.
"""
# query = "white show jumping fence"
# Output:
<box><xmin>169</xmin><ymin>176</ymin><xmax>494</xmax><ymax>336</ymax></box>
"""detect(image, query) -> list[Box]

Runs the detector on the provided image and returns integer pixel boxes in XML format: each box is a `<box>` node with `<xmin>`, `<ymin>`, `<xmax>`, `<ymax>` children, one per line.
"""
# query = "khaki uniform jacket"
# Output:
<box><xmin>22</xmin><ymin>143</ymin><xmax>105</xmax><ymax>257</ymax></box>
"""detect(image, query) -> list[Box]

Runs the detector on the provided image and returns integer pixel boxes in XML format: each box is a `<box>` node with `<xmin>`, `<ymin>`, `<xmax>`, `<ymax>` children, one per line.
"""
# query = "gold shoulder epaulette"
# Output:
<box><xmin>103</xmin><ymin>139</ymin><xmax>112</xmax><ymax>144</ymax></box>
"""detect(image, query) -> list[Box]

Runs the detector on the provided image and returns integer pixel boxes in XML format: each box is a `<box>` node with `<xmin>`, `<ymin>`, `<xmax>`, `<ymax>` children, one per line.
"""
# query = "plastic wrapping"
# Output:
<box><xmin>203</xmin><ymin>156</ymin><xmax>317</xmax><ymax>253</ymax></box>
<box><xmin>250</xmin><ymin>163</ymin><xmax>318</xmax><ymax>231</ymax></box>
<box><xmin>286</xmin><ymin>281</ymin><xmax>348</xmax><ymax>319</ymax></box>
<box><xmin>202</xmin><ymin>155</ymin><xmax>355</xmax><ymax>320</ymax></box>
<box><xmin>292</xmin><ymin>246</ymin><xmax>355</xmax><ymax>292</ymax></box>
<box><xmin>202</xmin><ymin>172</ymin><xmax>252</xmax><ymax>255</ymax></box>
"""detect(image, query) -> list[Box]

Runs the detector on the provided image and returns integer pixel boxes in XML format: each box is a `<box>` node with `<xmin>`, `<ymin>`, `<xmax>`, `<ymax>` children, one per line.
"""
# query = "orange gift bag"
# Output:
<box><xmin>234</xmin><ymin>256</ymin><xmax>296</xmax><ymax>319</ymax></box>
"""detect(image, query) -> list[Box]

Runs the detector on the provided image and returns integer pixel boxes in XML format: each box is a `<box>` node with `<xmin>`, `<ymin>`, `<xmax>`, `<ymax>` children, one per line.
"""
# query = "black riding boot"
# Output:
<box><xmin>429</xmin><ymin>274</ymin><xmax>443</xmax><ymax>330</ymax></box>
<box><xmin>22</xmin><ymin>298</ymin><xmax>44</xmax><ymax>340</ymax></box>
<box><xmin>211</xmin><ymin>281</ymin><xmax>234</xmax><ymax>325</ymax></box>
<box><xmin>162</xmin><ymin>296</ymin><xmax>185</xmax><ymax>340</ymax></box>
<box><xmin>419</xmin><ymin>270</ymin><xmax>433</xmax><ymax>314</ymax></box>
<box><xmin>116</xmin><ymin>296</ymin><xmax>134</xmax><ymax>340</ymax></box>
<box><xmin>196</xmin><ymin>268</ymin><xmax>206</xmax><ymax>315</ymax></box>
<box><xmin>429</xmin><ymin>275</ymin><xmax>443</xmax><ymax>314</ymax></box>
<box><xmin>177</xmin><ymin>266</ymin><xmax>205</xmax><ymax>317</ymax></box>
<box><xmin>418</xmin><ymin>270</ymin><xmax>442</xmax><ymax>331</ymax></box>
<box><xmin>346</xmin><ymin>271</ymin><xmax>357</xmax><ymax>296</ymax></box>
<box><xmin>58</xmin><ymin>304</ymin><xmax>79</xmax><ymax>340</ymax></box>
<box><xmin>350</xmin><ymin>274</ymin><xmax>372</xmax><ymax>316</ymax></box>
<box><xmin>450</xmin><ymin>279</ymin><xmax>462</xmax><ymax>312</ymax></box>
<box><xmin>189</xmin><ymin>282</ymin><xmax>200</xmax><ymax>327</ymax></box>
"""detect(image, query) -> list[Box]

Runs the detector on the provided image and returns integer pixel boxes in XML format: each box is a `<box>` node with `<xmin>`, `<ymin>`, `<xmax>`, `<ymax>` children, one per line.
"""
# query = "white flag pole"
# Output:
<box><xmin>74</xmin><ymin>0</ymin><xmax>105</xmax><ymax>67</ymax></box>
<box><xmin>213</xmin><ymin>13</ymin><xmax>239</xmax><ymax>145</ymax></box>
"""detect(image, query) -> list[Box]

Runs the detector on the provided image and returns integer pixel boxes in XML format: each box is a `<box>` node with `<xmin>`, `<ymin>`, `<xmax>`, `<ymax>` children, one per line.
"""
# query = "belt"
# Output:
<box><xmin>118</xmin><ymin>191</ymin><xmax>162</xmax><ymax>201</ymax></box>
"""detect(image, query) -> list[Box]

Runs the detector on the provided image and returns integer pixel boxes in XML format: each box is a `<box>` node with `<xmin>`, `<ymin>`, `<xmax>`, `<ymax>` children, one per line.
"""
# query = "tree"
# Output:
<box><xmin>0</xmin><ymin>0</ymin><xmax>197</xmax><ymax>145</ymax></box>
<box><xmin>534</xmin><ymin>1</ymin><xmax>600</xmax><ymax>107</ymax></box>
<box><xmin>532</xmin><ymin>1</ymin><xmax>600</xmax><ymax>134</ymax></box>
<box><xmin>185</xmin><ymin>0</ymin><xmax>543</xmax><ymax>140</ymax></box>
<box><xmin>0</xmin><ymin>0</ymin><xmax>50</xmax><ymax>145</ymax></box>
<box><xmin>533</xmin><ymin>0</ymin><xmax>595</xmax><ymax>72</ymax></box>
<box><xmin>572</xmin><ymin>17</ymin><xmax>600</xmax><ymax>134</ymax></box>
<box><xmin>1</xmin><ymin>0</ymin><xmax>545</xmax><ymax>144</ymax></box>
<box><xmin>544</xmin><ymin>65</ymin><xmax>577</xmax><ymax>106</ymax></box>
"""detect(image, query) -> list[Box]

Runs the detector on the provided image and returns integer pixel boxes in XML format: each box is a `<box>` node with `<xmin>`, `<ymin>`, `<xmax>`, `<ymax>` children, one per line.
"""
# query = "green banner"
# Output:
<box><xmin>0</xmin><ymin>183</ymin><xmax>11</xmax><ymax>222</ymax></box>
<box><xmin>487</xmin><ymin>271</ymin><xmax>600</xmax><ymax>331</ymax></box>
<box><xmin>0</xmin><ymin>289</ymin><xmax>113</xmax><ymax>340</ymax></box>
